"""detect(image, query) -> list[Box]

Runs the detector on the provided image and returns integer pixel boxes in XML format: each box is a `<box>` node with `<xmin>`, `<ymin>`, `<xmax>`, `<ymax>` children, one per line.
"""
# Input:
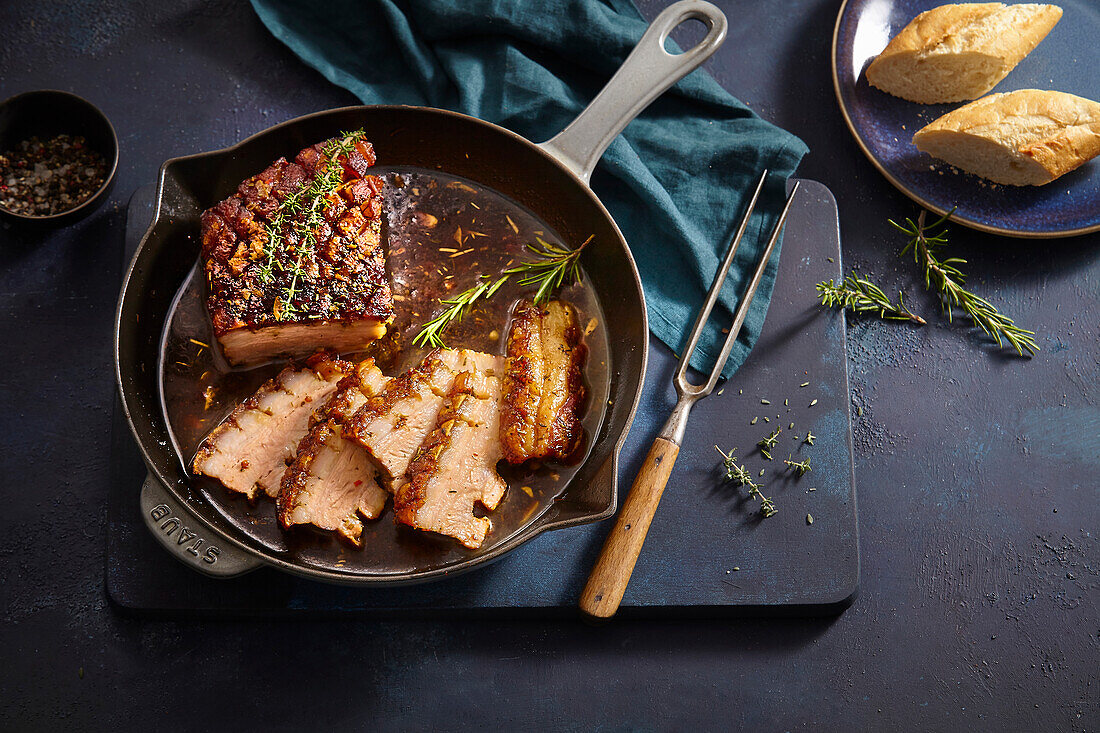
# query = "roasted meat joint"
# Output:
<box><xmin>200</xmin><ymin>131</ymin><xmax>394</xmax><ymax>366</ymax></box>
<box><xmin>189</xmin><ymin>131</ymin><xmax>593</xmax><ymax>550</ymax></box>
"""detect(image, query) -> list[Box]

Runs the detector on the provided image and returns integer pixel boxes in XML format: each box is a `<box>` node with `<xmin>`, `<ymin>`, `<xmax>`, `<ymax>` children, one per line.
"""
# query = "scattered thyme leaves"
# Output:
<box><xmin>757</xmin><ymin>427</ymin><xmax>782</xmax><ymax>460</ymax></box>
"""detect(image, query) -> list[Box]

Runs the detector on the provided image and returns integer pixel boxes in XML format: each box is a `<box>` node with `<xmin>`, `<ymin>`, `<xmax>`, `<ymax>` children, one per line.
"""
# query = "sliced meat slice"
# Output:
<box><xmin>501</xmin><ymin>300</ymin><xmax>587</xmax><ymax>464</ymax></box>
<box><xmin>395</xmin><ymin>368</ymin><xmax>506</xmax><ymax>549</ymax></box>
<box><xmin>315</xmin><ymin>357</ymin><xmax>390</xmax><ymax>424</ymax></box>
<box><xmin>537</xmin><ymin>300</ymin><xmax>588</xmax><ymax>458</ymax></box>
<box><xmin>192</xmin><ymin>355</ymin><xmax>350</xmax><ymax>500</ymax></box>
<box><xmin>498</xmin><ymin>302</ymin><xmax>543</xmax><ymax>462</ymax></box>
<box><xmin>344</xmin><ymin>348</ymin><xmax>499</xmax><ymax>487</ymax></box>
<box><xmin>278</xmin><ymin>422</ymin><xmax>388</xmax><ymax>546</ymax></box>
<box><xmin>278</xmin><ymin>358</ymin><xmax>391</xmax><ymax>545</ymax></box>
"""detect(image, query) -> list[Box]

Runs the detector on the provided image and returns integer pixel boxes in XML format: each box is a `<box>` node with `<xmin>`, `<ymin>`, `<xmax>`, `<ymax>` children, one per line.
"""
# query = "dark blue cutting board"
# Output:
<box><xmin>107</xmin><ymin>179</ymin><xmax>857</xmax><ymax>616</ymax></box>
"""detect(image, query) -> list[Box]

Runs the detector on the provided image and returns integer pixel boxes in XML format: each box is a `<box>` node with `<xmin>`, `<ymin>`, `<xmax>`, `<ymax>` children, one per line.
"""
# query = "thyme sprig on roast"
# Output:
<box><xmin>257</xmin><ymin>129</ymin><xmax>369</xmax><ymax>318</ymax></box>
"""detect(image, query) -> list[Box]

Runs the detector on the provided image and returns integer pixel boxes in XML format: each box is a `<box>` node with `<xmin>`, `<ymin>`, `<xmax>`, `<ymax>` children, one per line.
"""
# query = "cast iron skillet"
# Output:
<box><xmin>115</xmin><ymin>0</ymin><xmax>728</xmax><ymax>584</ymax></box>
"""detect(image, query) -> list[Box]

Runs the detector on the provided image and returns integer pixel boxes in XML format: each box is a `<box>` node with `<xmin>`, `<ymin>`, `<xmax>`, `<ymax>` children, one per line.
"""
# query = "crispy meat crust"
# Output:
<box><xmin>499</xmin><ymin>302</ymin><xmax>543</xmax><ymax>462</ymax></box>
<box><xmin>200</xmin><ymin>134</ymin><xmax>393</xmax><ymax>356</ymax></box>
<box><xmin>342</xmin><ymin>349</ymin><xmax>462</xmax><ymax>483</ymax></box>
<box><xmin>313</xmin><ymin>357</ymin><xmax>390</xmax><ymax>426</ymax></box>
<box><xmin>500</xmin><ymin>300</ymin><xmax>587</xmax><ymax>463</ymax></box>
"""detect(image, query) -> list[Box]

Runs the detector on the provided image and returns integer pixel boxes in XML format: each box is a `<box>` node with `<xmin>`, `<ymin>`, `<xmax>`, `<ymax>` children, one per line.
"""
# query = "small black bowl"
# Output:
<box><xmin>0</xmin><ymin>90</ymin><xmax>118</xmax><ymax>227</ymax></box>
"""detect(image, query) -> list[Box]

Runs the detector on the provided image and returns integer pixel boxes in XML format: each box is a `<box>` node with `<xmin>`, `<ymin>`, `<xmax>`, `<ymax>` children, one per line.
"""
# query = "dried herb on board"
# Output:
<box><xmin>757</xmin><ymin>427</ymin><xmax>782</xmax><ymax>460</ymax></box>
<box><xmin>816</xmin><ymin>208</ymin><xmax>1039</xmax><ymax>356</ymax></box>
<box><xmin>784</xmin><ymin>455</ymin><xmax>812</xmax><ymax>477</ymax></box>
<box><xmin>715</xmin><ymin>446</ymin><xmax>777</xmax><ymax>518</ymax></box>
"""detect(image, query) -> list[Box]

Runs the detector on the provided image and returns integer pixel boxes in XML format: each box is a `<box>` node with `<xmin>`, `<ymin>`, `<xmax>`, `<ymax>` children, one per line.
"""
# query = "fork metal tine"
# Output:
<box><xmin>699</xmin><ymin>179</ymin><xmax>800</xmax><ymax>395</ymax></box>
<box><xmin>673</xmin><ymin>169</ymin><xmax>768</xmax><ymax>394</ymax></box>
<box><xmin>675</xmin><ymin>173</ymin><xmax>800</xmax><ymax>397</ymax></box>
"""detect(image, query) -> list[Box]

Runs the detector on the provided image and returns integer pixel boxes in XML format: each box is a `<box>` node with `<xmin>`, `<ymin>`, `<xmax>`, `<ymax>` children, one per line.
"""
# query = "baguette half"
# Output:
<box><xmin>866</xmin><ymin>3</ymin><xmax>1062</xmax><ymax>104</ymax></box>
<box><xmin>912</xmin><ymin>89</ymin><xmax>1100</xmax><ymax>185</ymax></box>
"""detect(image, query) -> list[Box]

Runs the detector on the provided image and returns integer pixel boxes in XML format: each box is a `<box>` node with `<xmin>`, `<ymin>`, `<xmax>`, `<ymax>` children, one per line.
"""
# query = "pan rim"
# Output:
<box><xmin>114</xmin><ymin>104</ymin><xmax>649</xmax><ymax>585</ymax></box>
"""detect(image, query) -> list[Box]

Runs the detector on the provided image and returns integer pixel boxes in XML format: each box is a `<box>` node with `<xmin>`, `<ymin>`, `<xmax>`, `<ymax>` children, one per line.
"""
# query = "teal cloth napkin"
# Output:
<box><xmin>252</xmin><ymin>0</ymin><xmax>807</xmax><ymax>377</ymax></box>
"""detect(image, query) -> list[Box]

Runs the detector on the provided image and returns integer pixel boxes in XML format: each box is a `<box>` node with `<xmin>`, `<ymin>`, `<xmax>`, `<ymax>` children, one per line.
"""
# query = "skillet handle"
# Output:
<box><xmin>579</xmin><ymin>436</ymin><xmax>680</xmax><ymax>619</ymax></box>
<box><xmin>538</xmin><ymin>0</ymin><xmax>727</xmax><ymax>184</ymax></box>
<box><xmin>139</xmin><ymin>475</ymin><xmax>263</xmax><ymax>578</ymax></box>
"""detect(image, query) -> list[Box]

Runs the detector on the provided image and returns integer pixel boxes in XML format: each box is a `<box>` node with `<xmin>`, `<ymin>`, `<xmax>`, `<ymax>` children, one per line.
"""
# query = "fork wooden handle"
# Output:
<box><xmin>580</xmin><ymin>437</ymin><xmax>680</xmax><ymax>619</ymax></box>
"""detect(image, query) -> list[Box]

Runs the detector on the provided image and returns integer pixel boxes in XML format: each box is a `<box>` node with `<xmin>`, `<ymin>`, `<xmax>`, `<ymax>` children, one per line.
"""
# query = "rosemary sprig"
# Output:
<box><xmin>504</xmin><ymin>234</ymin><xmax>592</xmax><ymax>304</ymax></box>
<box><xmin>817</xmin><ymin>274</ymin><xmax>925</xmax><ymax>324</ymax></box>
<box><xmin>715</xmin><ymin>446</ymin><xmax>777</xmax><ymax>518</ymax></box>
<box><xmin>803</xmin><ymin>430</ymin><xmax>816</xmax><ymax>446</ymax></box>
<box><xmin>784</xmin><ymin>455</ymin><xmax>812</xmax><ymax>477</ymax></box>
<box><xmin>889</xmin><ymin>210</ymin><xmax>1039</xmax><ymax>356</ymax></box>
<box><xmin>412</xmin><ymin>275</ymin><xmax>509</xmax><ymax>348</ymax></box>
<box><xmin>757</xmin><ymin>427</ymin><xmax>782</xmax><ymax>461</ymax></box>
<box><xmin>414</xmin><ymin>234</ymin><xmax>592</xmax><ymax>346</ymax></box>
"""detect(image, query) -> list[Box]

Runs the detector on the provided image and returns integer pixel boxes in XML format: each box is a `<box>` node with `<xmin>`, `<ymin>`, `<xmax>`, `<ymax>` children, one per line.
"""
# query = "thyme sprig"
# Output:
<box><xmin>257</xmin><ymin>130</ymin><xmax>368</xmax><ymax>318</ymax></box>
<box><xmin>817</xmin><ymin>274</ymin><xmax>925</xmax><ymax>324</ymax></box>
<box><xmin>715</xmin><ymin>446</ymin><xmax>777</xmax><ymax>518</ymax></box>
<box><xmin>412</xmin><ymin>274</ymin><xmax>509</xmax><ymax>348</ymax></box>
<box><xmin>784</xmin><ymin>455</ymin><xmax>812</xmax><ymax>477</ymax></box>
<box><xmin>890</xmin><ymin>210</ymin><xmax>1039</xmax><ymax>356</ymax></box>
<box><xmin>757</xmin><ymin>427</ymin><xmax>782</xmax><ymax>460</ymax></box>
<box><xmin>504</xmin><ymin>234</ymin><xmax>592</xmax><ymax>304</ymax></box>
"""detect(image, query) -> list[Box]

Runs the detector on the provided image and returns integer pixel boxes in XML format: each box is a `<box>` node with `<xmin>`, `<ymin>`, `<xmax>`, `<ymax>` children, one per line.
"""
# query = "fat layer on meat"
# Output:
<box><xmin>395</xmin><ymin>368</ymin><xmax>506</xmax><ymax>549</ymax></box>
<box><xmin>500</xmin><ymin>300</ymin><xmax>587</xmax><ymax>463</ymax></box>
<box><xmin>278</xmin><ymin>358</ymin><xmax>391</xmax><ymax>545</ymax></box>
<box><xmin>344</xmin><ymin>349</ymin><xmax>499</xmax><ymax>488</ymax></box>
<box><xmin>192</xmin><ymin>355</ymin><xmax>349</xmax><ymax>500</ymax></box>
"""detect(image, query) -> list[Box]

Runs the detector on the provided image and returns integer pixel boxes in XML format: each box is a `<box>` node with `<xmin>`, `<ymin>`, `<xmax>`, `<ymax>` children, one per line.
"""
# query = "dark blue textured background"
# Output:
<box><xmin>1</xmin><ymin>0</ymin><xmax>1096</xmax><ymax>730</ymax></box>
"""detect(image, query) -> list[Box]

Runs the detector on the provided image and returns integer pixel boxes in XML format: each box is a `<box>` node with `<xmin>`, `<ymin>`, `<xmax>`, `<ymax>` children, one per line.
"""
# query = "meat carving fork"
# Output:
<box><xmin>580</xmin><ymin>170</ymin><xmax>799</xmax><ymax>619</ymax></box>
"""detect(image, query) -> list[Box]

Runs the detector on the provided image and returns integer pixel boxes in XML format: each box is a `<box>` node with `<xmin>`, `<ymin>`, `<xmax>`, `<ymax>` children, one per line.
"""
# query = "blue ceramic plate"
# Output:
<box><xmin>832</xmin><ymin>0</ymin><xmax>1100</xmax><ymax>238</ymax></box>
